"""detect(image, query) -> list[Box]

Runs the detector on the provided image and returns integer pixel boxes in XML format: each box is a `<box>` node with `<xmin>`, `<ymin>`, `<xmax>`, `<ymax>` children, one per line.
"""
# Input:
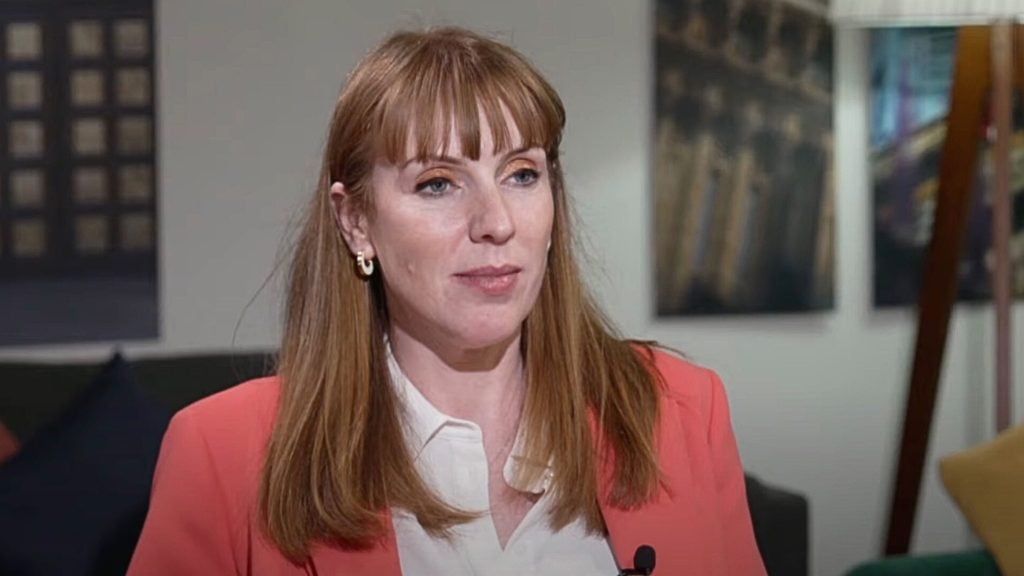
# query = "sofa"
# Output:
<box><xmin>0</xmin><ymin>352</ymin><xmax>809</xmax><ymax>575</ymax></box>
<box><xmin>844</xmin><ymin>549</ymin><xmax>1000</xmax><ymax>575</ymax></box>
<box><xmin>843</xmin><ymin>423</ymin><xmax>1024</xmax><ymax>576</ymax></box>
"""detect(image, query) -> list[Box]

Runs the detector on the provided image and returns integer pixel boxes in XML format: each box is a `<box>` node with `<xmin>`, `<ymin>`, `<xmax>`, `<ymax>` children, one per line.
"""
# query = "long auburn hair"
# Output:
<box><xmin>261</xmin><ymin>26</ymin><xmax>662</xmax><ymax>562</ymax></box>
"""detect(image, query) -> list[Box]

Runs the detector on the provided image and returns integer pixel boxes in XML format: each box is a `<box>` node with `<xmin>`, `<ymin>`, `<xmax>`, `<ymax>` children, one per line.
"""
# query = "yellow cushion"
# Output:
<box><xmin>940</xmin><ymin>424</ymin><xmax>1024</xmax><ymax>576</ymax></box>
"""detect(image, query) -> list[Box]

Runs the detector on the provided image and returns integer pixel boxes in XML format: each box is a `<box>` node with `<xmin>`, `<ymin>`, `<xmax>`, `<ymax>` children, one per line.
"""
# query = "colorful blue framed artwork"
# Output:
<box><xmin>871</xmin><ymin>27</ymin><xmax>1024</xmax><ymax>307</ymax></box>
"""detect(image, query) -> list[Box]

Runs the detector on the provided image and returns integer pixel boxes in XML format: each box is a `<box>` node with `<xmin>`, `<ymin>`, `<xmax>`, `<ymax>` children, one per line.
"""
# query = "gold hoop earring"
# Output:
<box><xmin>356</xmin><ymin>252</ymin><xmax>375</xmax><ymax>277</ymax></box>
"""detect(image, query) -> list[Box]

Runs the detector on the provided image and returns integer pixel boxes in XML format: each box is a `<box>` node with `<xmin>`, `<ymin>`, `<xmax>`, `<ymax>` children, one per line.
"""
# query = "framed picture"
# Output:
<box><xmin>653</xmin><ymin>0</ymin><xmax>834</xmax><ymax>315</ymax></box>
<box><xmin>870</xmin><ymin>27</ymin><xmax>1024</xmax><ymax>306</ymax></box>
<box><xmin>0</xmin><ymin>0</ymin><xmax>158</xmax><ymax>346</ymax></box>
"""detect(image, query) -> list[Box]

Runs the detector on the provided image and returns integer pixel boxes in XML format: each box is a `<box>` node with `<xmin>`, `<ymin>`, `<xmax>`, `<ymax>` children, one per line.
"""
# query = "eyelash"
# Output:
<box><xmin>413</xmin><ymin>167</ymin><xmax>541</xmax><ymax>198</ymax></box>
<box><xmin>415</xmin><ymin>177</ymin><xmax>453</xmax><ymax>197</ymax></box>
<box><xmin>508</xmin><ymin>168</ymin><xmax>540</xmax><ymax>187</ymax></box>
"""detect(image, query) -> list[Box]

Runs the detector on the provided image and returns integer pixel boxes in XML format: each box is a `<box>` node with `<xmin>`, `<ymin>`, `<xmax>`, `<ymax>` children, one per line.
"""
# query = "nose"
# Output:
<box><xmin>468</xmin><ymin>184</ymin><xmax>515</xmax><ymax>245</ymax></box>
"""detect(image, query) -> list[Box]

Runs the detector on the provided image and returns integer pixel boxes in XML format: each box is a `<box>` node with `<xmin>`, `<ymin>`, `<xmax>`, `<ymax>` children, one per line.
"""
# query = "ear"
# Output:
<box><xmin>330</xmin><ymin>182</ymin><xmax>374</xmax><ymax>258</ymax></box>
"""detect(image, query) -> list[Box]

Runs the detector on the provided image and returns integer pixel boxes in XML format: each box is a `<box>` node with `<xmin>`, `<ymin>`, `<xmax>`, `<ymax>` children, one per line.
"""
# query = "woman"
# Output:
<box><xmin>128</xmin><ymin>27</ymin><xmax>766</xmax><ymax>575</ymax></box>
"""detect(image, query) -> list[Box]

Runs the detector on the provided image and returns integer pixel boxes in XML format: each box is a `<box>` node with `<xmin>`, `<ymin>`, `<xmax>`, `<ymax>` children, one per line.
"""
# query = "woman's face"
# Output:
<box><xmin>335</xmin><ymin>117</ymin><xmax>554</xmax><ymax>354</ymax></box>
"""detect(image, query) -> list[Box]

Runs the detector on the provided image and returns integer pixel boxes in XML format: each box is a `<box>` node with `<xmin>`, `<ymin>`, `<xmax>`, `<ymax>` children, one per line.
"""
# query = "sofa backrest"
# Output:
<box><xmin>0</xmin><ymin>352</ymin><xmax>273</xmax><ymax>442</ymax></box>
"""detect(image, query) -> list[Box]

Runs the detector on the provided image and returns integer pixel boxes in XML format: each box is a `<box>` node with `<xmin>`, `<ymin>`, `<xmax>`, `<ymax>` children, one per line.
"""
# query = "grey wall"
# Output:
<box><xmin>2</xmin><ymin>1</ymin><xmax>1022</xmax><ymax>574</ymax></box>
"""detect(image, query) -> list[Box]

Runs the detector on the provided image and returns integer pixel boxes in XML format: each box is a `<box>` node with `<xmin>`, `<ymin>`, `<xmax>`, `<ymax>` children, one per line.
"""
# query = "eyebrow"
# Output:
<box><xmin>398</xmin><ymin>146</ymin><xmax>538</xmax><ymax>170</ymax></box>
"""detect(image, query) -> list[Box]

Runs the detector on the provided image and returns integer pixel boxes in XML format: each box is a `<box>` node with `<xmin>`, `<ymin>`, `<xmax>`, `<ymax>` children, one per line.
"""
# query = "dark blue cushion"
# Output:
<box><xmin>0</xmin><ymin>354</ymin><xmax>170</xmax><ymax>576</ymax></box>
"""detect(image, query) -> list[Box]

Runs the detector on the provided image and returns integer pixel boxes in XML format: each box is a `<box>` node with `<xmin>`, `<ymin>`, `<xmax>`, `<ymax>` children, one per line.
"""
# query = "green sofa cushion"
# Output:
<box><xmin>845</xmin><ymin>550</ymin><xmax>1000</xmax><ymax>576</ymax></box>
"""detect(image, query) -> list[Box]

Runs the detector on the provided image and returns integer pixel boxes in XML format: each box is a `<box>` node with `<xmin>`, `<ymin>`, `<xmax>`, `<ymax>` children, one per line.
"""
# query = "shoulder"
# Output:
<box><xmin>640</xmin><ymin>346</ymin><xmax>723</xmax><ymax>402</ymax></box>
<box><xmin>636</xmin><ymin>345</ymin><xmax>729</xmax><ymax>428</ymax></box>
<box><xmin>163</xmin><ymin>376</ymin><xmax>281</xmax><ymax>484</ymax></box>
<box><xmin>177</xmin><ymin>375</ymin><xmax>281</xmax><ymax>431</ymax></box>
<box><xmin>132</xmin><ymin>377</ymin><xmax>282</xmax><ymax>573</ymax></box>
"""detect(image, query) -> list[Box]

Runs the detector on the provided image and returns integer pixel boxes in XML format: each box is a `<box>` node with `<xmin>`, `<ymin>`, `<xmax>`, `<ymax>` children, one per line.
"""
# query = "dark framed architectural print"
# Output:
<box><xmin>653</xmin><ymin>0</ymin><xmax>834</xmax><ymax>316</ymax></box>
<box><xmin>0</xmin><ymin>0</ymin><xmax>157</xmax><ymax>345</ymax></box>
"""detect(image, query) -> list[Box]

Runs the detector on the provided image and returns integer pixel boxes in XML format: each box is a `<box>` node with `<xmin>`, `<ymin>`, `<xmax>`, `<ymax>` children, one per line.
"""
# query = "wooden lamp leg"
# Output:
<box><xmin>991</xmin><ymin>22</ymin><xmax>1013</xmax><ymax>434</ymax></box>
<box><xmin>884</xmin><ymin>26</ymin><xmax>992</xmax><ymax>556</ymax></box>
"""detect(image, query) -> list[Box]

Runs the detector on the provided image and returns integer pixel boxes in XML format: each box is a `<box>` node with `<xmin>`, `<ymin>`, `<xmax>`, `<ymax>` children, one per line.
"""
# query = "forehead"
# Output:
<box><xmin>374</xmin><ymin>84</ymin><xmax>554</xmax><ymax>166</ymax></box>
<box><xmin>355</xmin><ymin>32</ymin><xmax>565</xmax><ymax>169</ymax></box>
<box><xmin>400</xmin><ymin>107</ymin><xmax>528</xmax><ymax>162</ymax></box>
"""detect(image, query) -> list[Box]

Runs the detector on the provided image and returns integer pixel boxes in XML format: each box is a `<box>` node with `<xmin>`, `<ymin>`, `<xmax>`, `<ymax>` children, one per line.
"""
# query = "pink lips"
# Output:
<box><xmin>454</xmin><ymin>265</ymin><xmax>521</xmax><ymax>295</ymax></box>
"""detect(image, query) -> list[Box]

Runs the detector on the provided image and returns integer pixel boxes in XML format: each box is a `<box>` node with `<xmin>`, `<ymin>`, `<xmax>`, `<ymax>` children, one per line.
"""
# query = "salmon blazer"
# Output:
<box><xmin>128</xmin><ymin>350</ymin><xmax>767</xmax><ymax>575</ymax></box>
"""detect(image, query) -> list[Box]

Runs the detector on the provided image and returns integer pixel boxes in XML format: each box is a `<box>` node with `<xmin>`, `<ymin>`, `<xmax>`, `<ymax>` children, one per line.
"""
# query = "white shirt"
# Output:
<box><xmin>387</xmin><ymin>352</ymin><xmax>619</xmax><ymax>576</ymax></box>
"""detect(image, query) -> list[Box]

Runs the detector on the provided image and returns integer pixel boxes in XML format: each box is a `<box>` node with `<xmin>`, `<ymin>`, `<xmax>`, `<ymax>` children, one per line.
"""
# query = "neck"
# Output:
<box><xmin>387</xmin><ymin>324</ymin><xmax>525</xmax><ymax>425</ymax></box>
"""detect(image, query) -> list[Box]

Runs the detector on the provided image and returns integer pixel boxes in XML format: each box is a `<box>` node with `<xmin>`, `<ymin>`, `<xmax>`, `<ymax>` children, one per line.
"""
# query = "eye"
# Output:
<box><xmin>415</xmin><ymin>177</ymin><xmax>453</xmax><ymax>197</ymax></box>
<box><xmin>508</xmin><ymin>168</ymin><xmax>540</xmax><ymax>187</ymax></box>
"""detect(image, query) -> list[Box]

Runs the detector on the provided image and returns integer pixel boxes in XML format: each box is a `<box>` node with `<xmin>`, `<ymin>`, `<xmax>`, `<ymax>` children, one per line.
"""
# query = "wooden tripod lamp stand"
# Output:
<box><xmin>831</xmin><ymin>0</ymin><xmax>1021</xmax><ymax>556</ymax></box>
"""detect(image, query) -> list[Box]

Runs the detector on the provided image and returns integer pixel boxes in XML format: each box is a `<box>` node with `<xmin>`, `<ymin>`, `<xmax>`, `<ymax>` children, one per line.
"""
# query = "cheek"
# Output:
<box><xmin>542</xmin><ymin>196</ymin><xmax>555</xmax><ymax>237</ymax></box>
<box><xmin>522</xmin><ymin>193</ymin><xmax>555</xmax><ymax>244</ymax></box>
<box><xmin>370</xmin><ymin>210</ymin><xmax>462</xmax><ymax>280</ymax></box>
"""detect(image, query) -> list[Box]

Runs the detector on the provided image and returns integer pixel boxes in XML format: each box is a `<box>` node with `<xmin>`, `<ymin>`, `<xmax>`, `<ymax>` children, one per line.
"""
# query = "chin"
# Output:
<box><xmin>449</xmin><ymin>315</ymin><xmax>525</xmax><ymax>350</ymax></box>
<box><xmin>456</xmin><ymin>327</ymin><xmax>520</xmax><ymax>351</ymax></box>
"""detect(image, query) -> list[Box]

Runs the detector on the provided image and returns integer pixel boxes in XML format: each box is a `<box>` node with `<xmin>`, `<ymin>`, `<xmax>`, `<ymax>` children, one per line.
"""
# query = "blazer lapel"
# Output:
<box><xmin>596</xmin><ymin>400</ymin><xmax>727</xmax><ymax>575</ymax></box>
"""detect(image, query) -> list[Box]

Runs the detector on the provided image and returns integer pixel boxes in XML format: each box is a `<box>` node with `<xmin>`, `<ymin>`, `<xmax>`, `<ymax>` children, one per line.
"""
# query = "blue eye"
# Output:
<box><xmin>509</xmin><ymin>168</ymin><xmax>539</xmax><ymax>186</ymax></box>
<box><xmin>415</xmin><ymin>177</ymin><xmax>452</xmax><ymax>196</ymax></box>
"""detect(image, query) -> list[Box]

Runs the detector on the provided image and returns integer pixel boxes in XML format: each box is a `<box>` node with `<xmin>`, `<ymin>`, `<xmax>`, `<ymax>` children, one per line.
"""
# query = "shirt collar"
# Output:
<box><xmin>386</xmin><ymin>345</ymin><xmax>453</xmax><ymax>457</ymax></box>
<box><xmin>386</xmin><ymin>341</ymin><xmax>554</xmax><ymax>494</ymax></box>
<box><xmin>503</xmin><ymin>435</ymin><xmax>554</xmax><ymax>494</ymax></box>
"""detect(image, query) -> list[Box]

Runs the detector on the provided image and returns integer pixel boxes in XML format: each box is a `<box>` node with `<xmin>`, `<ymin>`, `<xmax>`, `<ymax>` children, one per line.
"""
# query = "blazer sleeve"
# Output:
<box><xmin>127</xmin><ymin>409</ymin><xmax>241</xmax><ymax>575</ymax></box>
<box><xmin>705</xmin><ymin>369</ymin><xmax>768</xmax><ymax>576</ymax></box>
